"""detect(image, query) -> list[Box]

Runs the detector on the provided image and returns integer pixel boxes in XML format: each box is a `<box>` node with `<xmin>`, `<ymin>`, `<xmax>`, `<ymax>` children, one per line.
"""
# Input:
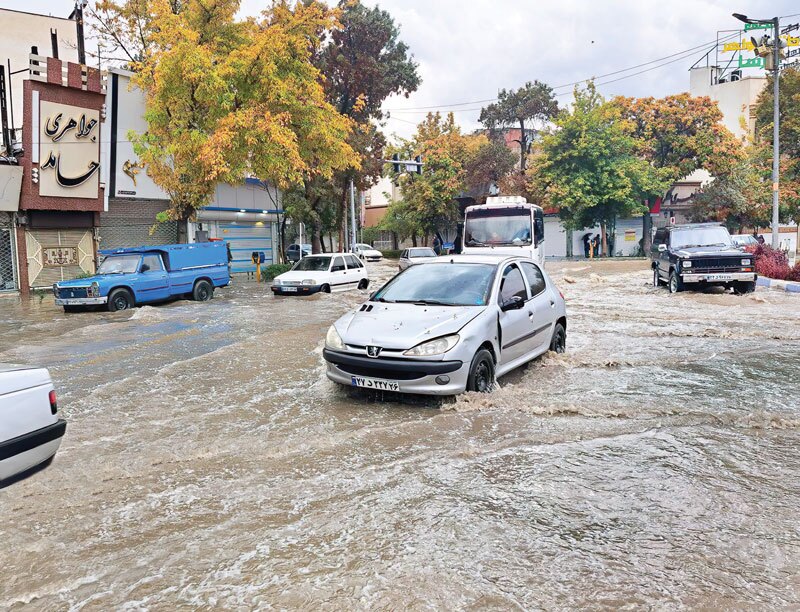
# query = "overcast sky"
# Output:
<box><xmin>8</xmin><ymin>0</ymin><xmax>800</xmax><ymax>140</ymax></box>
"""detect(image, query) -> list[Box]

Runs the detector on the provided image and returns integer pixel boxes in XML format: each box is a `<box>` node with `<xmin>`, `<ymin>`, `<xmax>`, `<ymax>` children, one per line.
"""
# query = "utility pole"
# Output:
<box><xmin>734</xmin><ymin>12</ymin><xmax>782</xmax><ymax>249</ymax></box>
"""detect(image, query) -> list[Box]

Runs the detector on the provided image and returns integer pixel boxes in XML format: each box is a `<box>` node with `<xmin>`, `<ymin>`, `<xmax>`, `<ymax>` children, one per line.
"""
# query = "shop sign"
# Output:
<box><xmin>43</xmin><ymin>246</ymin><xmax>78</xmax><ymax>267</ymax></box>
<box><xmin>39</xmin><ymin>101</ymin><xmax>100</xmax><ymax>199</ymax></box>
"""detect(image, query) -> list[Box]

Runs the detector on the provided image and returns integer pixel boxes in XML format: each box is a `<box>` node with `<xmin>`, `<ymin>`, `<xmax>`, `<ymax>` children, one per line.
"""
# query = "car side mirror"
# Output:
<box><xmin>500</xmin><ymin>296</ymin><xmax>524</xmax><ymax>312</ymax></box>
<box><xmin>140</xmin><ymin>264</ymin><xmax>150</xmax><ymax>273</ymax></box>
<box><xmin>658</xmin><ymin>244</ymin><xmax>667</xmax><ymax>252</ymax></box>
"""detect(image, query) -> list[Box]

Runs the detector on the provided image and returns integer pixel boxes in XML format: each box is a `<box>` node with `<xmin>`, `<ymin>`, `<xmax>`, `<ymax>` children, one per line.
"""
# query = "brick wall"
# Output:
<box><xmin>99</xmin><ymin>198</ymin><xmax>178</xmax><ymax>249</ymax></box>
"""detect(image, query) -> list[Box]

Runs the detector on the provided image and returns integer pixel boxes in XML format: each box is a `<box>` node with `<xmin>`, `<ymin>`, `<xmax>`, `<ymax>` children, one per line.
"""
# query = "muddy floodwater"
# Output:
<box><xmin>1</xmin><ymin>259</ymin><xmax>799</xmax><ymax>609</ymax></box>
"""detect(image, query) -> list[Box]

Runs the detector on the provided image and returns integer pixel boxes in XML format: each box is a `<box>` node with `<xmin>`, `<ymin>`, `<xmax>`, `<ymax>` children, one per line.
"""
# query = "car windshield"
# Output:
<box><xmin>732</xmin><ymin>235</ymin><xmax>757</xmax><ymax>245</ymax></box>
<box><xmin>292</xmin><ymin>256</ymin><xmax>330</xmax><ymax>272</ymax></box>
<box><xmin>292</xmin><ymin>244</ymin><xmax>311</xmax><ymax>251</ymax></box>
<box><xmin>409</xmin><ymin>248</ymin><xmax>436</xmax><ymax>258</ymax></box>
<box><xmin>465</xmin><ymin>209</ymin><xmax>532</xmax><ymax>246</ymax></box>
<box><xmin>97</xmin><ymin>254</ymin><xmax>141</xmax><ymax>274</ymax></box>
<box><xmin>374</xmin><ymin>263</ymin><xmax>495</xmax><ymax>306</ymax></box>
<box><xmin>671</xmin><ymin>227</ymin><xmax>732</xmax><ymax>249</ymax></box>
<box><xmin>356</xmin><ymin>244</ymin><xmax>372</xmax><ymax>250</ymax></box>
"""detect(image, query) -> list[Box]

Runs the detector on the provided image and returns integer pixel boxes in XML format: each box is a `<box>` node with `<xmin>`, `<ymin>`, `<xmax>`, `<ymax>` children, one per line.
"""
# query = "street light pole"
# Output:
<box><xmin>733</xmin><ymin>12</ymin><xmax>781</xmax><ymax>249</ymax></box>
<box><xmin>770</xmin><ymin>16</ymin><xmax>781</xmax><ymax>249</ymax></box>
<box><xmin>349</xmin><ymin>178</ymin><xmax>357</xmax><ymax>253</ymax></box>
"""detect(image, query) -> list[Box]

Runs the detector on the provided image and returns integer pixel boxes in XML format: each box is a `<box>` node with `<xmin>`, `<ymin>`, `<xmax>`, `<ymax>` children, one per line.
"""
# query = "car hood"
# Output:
<box><xmin>275</xmin><ymin>270</ymin><xmax>325</xmax><ymax>283</ymax></box>
<box><xmin>675</xmin><ymin>246</ymin><xmax>745</xmax><ymax>257</ymax></box>
<box><xmin>337</xmin><ymin>303</ymin><xmax>485</xmax><ymax>350</ymax></box>
<box><xmin>56</xmin><ymin>274</ymin><xmax>133</xmax><ymax>287</ymax></box>
<box><xmin>361</xmin><ymin>249</ymin><xmax>382</xmax><ymax>256</ymax></box>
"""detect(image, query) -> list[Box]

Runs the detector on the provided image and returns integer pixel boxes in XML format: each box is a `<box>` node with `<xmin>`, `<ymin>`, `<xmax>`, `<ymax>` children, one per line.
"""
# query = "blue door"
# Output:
<box><xmin>137</xmin><ymin>253</ymin><xmax>170</xmax><ymax>302</ymax></box>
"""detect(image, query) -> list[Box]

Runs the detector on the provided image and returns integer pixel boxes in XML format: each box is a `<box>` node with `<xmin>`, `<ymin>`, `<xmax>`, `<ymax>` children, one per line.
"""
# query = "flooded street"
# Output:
<box><xmin>1</xmin><ymin>259</ymin><xmax>799</xmax><ymax>609</ymax></box>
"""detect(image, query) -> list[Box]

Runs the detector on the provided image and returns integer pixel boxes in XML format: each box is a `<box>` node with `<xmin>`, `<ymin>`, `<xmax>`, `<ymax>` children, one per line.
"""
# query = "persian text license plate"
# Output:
<box><xmin>282</xmin><ymin>286</ymin><xmax>298</xmax><ymax>292</ymax></box>
<box><xmin>351</xmin><ymin>376</ymin><xmax>400</xmax><ymax>391</ymax></box>
<box><xmin>705</xmin><ymin>274</ymin><xmax>734</xmax><ymax>281</ymax></box>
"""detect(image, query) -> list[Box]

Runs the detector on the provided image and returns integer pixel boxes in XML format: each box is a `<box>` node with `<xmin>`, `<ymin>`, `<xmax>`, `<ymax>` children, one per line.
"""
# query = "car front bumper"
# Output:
<box><xmin>323</xmin><ymin>348</ymin><xmax>469</xmax><ymax>395</ymax></box>
<box><xmin>54</xmin><ymin>297</ymin><xmax>108</xmax><ymax>306</ymax></box>
<box><xmin>271</xmin><ymin>284</ymin><xmax>322</xmax><ymax>296</ymax></box>
<box><xmin>681</xmin><ymin>272</ymin><xmax>757</xmax><ymax>283</ymax></box>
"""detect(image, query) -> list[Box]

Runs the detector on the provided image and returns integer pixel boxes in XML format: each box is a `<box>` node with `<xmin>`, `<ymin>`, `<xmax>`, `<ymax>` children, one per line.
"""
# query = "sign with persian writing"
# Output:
<box><xmin>39</xmin><ymin>101</ymin><xmax>100</xmax><ymax>199</ymax></box>
<box><xmin>43</xmin><ymin>246</ymin><xmax>78</xmax><ymax>267</ymax></box>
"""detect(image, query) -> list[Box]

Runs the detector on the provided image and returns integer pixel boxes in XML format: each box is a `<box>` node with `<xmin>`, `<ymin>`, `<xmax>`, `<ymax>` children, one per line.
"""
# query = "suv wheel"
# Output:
<box><xmin>733</xmin><ymin>281</ymin><xmax>756</xmax><ymax>295</ymax></box>
<box><xmin>668</xmin><ymin>270</ymin><xmax>684</xmax><ymax>294</ymax></box>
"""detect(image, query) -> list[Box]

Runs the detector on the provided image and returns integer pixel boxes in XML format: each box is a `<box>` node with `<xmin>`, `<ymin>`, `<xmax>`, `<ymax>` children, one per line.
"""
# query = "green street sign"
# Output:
<box><xmin>744</xmin><ymin>22</ymin><xmax>772</xmax><ymax>31</ymax></box>
<box><xmin>739</xmin><ymin>56</ymin><xmax>765</xmax><ymax>68</ymax></box>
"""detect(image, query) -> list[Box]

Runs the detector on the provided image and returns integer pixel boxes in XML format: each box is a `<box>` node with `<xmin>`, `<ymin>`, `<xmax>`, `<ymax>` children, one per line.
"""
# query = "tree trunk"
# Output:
<box><xmin>600</xmin><ymin>223</ymin><xmax>607</xmax><ymax>258</ymax></box>
<box><xmin>411</xmin><ymin>234</ymin><xmax>418</xmax><ymax>247</ymax></box>
<box><xmin>565</xmin><ymin>228</ymin><xmax>573</xmax><ymax>258</ymax></box>
<box><xmin>338</xmin><ymin>179</ymin><xmax>349</xmax><ymax>251</ymax></box>
<box><xmin>392</xmin><ymin>231</ymin><xmax>398</xmax><ymax>250</ymax></box>
<box><xmin>642</xmin><ymin>204</ymin><xmax>653</xmax><ymax>256</ymax></box>
<box><xmin>279</xmin><ymin>215</ymin><xmax>287</xmax><ymax>264</ymax></box>
<box><xmin>519</xmin><ymin>119</ymin><xmax>527</xmax><ymax>173</ymax></box>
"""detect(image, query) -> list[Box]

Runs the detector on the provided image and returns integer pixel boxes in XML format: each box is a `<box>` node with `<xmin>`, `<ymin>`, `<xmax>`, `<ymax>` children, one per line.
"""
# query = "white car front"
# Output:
<box><xmin>355</xmin><ymin>244</ymin><xmax>383</xmax><ymax>262</ymax></box>
<box><xmin>271</xmin><ymin>254</ymin><xmax>369</xmax><ymax>295</ymax></box>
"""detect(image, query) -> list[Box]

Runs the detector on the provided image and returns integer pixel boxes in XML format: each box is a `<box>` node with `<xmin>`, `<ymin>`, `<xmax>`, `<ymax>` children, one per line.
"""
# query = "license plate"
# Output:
<box><xmin>705</xmin><ymin>274</ymin><xmax>733</xmax><ymax>281</ymax></box>
<box><xmin>282</xmin><ymin>286</ymin><xmax>298</xmax><ymax>292</ymax></box>
<box><xmin>351</xmin><ymin>376</ymin><xmax>400</xmax><ymax>391</ymax></box>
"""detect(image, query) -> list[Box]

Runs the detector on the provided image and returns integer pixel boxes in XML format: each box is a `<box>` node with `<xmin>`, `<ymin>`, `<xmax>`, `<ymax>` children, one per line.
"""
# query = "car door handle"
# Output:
<box><xmin>549</xmin><ymin>299</ymin><xmax>555</xmax><ymax>307</ymax></box>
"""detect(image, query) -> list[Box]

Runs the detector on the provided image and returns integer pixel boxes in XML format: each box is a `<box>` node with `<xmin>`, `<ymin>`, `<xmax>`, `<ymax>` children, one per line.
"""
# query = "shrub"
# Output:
<box><xmin>745</xmin><ymin>244</ymin><xmax>795</xmax><ymax>281</ymax></box>
<box><xmin>263</xmin><ymin>263</ymin><xmax>292</xmax><ymax>281</ymax></box>
<box><xmin>381</xmin><ymin>249</ymin><xmax>402</xmax><ymax>259</ymax></box>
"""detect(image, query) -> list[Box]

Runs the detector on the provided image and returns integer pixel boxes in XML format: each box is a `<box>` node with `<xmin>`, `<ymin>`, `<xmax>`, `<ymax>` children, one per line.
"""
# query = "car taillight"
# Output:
<box><xmin>49</xmin><ymin>390</ymin><xmax>58</xmax><ymax>414</ymax></box>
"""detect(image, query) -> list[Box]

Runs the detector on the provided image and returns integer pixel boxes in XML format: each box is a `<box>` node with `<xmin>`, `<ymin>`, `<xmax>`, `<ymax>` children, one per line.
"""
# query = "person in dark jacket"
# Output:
<box><xmin>582</xmin><ymin>233</ymin><xmax>592</xmax><ymax>258</ymax></box>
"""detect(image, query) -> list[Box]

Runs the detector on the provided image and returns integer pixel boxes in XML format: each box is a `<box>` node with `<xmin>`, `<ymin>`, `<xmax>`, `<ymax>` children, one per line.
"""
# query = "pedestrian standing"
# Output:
<box><xmin>594</xmin><ymin>233</ymin><xmax>602</xmax><ymax>257</ymax></box>
<box><xmin>582</xmin><ymin>233</ymin><xmax>592</xmax><ymax>258</ymax></box>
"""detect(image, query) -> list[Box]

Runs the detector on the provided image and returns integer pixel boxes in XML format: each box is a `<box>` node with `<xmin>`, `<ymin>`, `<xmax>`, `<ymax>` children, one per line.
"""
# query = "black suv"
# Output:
<box><xmin>651</xmin><ymin>223</ymin><xmax>757</xmax><ymax>294</ymax></box>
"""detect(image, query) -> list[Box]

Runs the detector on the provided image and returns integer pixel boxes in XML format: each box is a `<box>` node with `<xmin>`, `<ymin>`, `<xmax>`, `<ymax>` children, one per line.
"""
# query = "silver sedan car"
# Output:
<box><xmin>323</xmin><ymin>255</ymin><xmax>567</xmax><ymax>395</ymax></box>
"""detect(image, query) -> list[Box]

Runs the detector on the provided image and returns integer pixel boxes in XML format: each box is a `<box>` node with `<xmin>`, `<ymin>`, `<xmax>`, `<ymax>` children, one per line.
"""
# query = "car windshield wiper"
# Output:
<box><xmin>395</xmin><ymin>299</ymin><xmax>454</xmax><ymax>306</ymax></box>
<box><xmin>374</xmin><ymin>297</ymin><xmax>394</xmax><ymax>303</ymax></box>
<box><xmin>466</xmin><ymin>239</ymin><xmax>485</xmax><ymax>246</ymax></box>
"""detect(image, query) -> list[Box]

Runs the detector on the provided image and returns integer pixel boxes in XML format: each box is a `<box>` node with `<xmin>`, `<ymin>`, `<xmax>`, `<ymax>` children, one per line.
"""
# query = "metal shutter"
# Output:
<box><xmin>218</xmin><ymin>222</ymin><xmax>274</xmax><ymax>274</ymax></box>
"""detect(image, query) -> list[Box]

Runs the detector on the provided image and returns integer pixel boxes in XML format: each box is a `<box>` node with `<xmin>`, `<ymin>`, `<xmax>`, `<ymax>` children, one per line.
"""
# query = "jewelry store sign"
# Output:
<box><xmin>39</xmin><ymin>100</ymin><xmax>100</xmax><ymax>199</ymax></box>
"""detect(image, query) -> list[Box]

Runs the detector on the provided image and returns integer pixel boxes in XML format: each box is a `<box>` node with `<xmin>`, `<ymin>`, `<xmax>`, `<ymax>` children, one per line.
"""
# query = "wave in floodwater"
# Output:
<box><xmin>1</xmin><ymin>261</ymin><xmax>799</xmax><ymax>609</ymax></box>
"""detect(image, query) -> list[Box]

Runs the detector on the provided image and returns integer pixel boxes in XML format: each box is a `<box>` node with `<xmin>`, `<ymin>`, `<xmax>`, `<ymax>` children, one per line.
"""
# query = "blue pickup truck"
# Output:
<box><xmin>53</xmin><ymin>242</ymin><xmax>230</xmax><ymax>312</ymax></box>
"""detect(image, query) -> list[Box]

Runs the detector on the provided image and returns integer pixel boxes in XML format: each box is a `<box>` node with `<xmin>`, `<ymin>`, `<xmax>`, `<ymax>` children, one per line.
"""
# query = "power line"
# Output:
<box><xmin>383</xmin><ymin>29</ymin><xmax>752</xmax><ymax>113</ymax></box>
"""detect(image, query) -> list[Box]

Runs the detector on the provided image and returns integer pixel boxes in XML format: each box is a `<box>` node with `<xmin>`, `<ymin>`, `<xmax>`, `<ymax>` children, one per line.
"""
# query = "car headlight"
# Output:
<box><xmin>682</xmin><ymin>260</ymin><xmax>692</xmax><ymax>268</ymax></box>
<box><xmin>741</xmin><ymin>258</ymin><xmax>751</xmax><ymax>266</ymax></box>
<box><xmin>404</xmin><ymin>334</ymin><xmax>459</xmax><ymax>356</ymax></box>
<box><xmin>273</xmin><ymin>278</ymin><xmax>282</xmax><ymax>286</ymax></box>
<box><xmin>302</xmin><ymin>279</ymin><xmax>315</xmax><ymax>285</ymax></box>
<box><xmin>326</xmin><ymin>325</ymin><xmax>345</xmax><ymax>350</ymax></box>
<box><xmin>88</xmin><ymin>281</ymin><xmax>100</xmax><ymax>297</ymax></box>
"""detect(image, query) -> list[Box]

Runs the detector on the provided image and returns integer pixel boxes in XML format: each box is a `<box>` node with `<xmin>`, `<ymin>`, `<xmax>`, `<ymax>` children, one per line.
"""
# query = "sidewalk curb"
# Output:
<box><xmin>757</xmin><ymin>277</ymin><xmax>800</xmax><ymax>294</ymax></box>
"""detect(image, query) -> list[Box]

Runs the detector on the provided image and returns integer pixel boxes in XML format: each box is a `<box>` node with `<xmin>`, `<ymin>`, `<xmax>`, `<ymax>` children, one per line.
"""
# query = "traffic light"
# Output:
<box><xmin>392</xmin><ymin>153</ymin><xmax>400</xmax><ymax>173</ymax></box>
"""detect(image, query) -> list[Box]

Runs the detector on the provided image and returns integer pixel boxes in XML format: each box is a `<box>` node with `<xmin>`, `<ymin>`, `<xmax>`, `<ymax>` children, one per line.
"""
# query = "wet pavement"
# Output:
<box><xmin>1</xmin><ymin>259</ymin><xmax>798</xmax><ymax>609</ymax></box>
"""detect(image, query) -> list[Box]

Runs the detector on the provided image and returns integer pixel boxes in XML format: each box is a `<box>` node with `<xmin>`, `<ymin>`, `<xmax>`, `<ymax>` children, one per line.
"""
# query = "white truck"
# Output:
<box><xmin>462</xmin><ymin>196</ymin><xmax>546</xmax><ymax>265</ymax></box>
<box><xmin>0</xmin><ymin>365</ymin><xmax>66</xmax><ymax>484</ymax></box>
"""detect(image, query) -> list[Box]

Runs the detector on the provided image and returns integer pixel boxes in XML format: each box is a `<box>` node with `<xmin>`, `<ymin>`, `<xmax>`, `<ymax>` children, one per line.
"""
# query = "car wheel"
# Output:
<box><xmin>733</xmin><ymin>281</ymin><xmax>756</xmax><ymax>295</ymax></box>
<box><xmin>467</xmin><ymin>348</ymin><xmax>495</xmax><ymax>393</ymax></box>
<box><xmin>668</xmin><ymin>270</ymin><xmax>684</xmax><ymax>294</ymax></box>
<box><xmin>358</xmin><ymin>278</ymin><xmax>369</xmax><ymax>290</ymax></box>
<box><xmin>193</xmin><ymin>280</ymin><xmax>213</xmax><ymax>301</ymax></box>
<box><xmin>321</xmin><ymin>284</ymin><xmax>331</xmax><ymax>294</ymax></box>
<box><xmin>549</xmin><ymin>323</ymin><xmax>566</xmax><ymax>353</ymax></box>
<box><xmin>108</xmin><ymin>288</ymin><xmax>133</xmax><ymax>312</ymax></box>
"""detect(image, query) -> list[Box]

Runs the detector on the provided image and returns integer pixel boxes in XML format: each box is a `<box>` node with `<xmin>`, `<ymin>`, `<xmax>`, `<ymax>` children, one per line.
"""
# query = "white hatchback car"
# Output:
<box><xmin>398</xmin><ymin>247</ymin><xmax>437</xmax><ymax>271</ymax></box>
<box><xmin>1</xmin><ymin>365</ymin><xmax>66</xmax><ymax>484</ymax></box>
<box><xmin>353</xmin><ymin>243</ymin><xmax>383</xmax><ymax>262</ymax></box>
<box><xmin>271</xmin><ymin>253</ymin><xmax>370</xmax><ymax>295</ymax></box>
<box><xmin>324</xmin><ymin>255</ymin><xmax>567</xmax><ymax>395</ymax></box>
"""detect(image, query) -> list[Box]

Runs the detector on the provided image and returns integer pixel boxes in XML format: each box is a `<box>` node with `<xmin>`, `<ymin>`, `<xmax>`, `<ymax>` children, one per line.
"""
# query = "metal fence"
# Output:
<box><xmin>0</xmin><ymin>224</ymin><xmax>17</xmax><ymax>291</ymax></box>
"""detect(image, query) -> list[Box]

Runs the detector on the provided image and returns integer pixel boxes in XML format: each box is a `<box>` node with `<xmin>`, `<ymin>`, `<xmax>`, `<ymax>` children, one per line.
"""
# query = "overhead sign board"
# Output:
<box><xmin>744</xmin><ymin>23</ymin><xmax>772</xmax><ymax>31</ymax></box>
<box><xmin>39</xmin><ymin>100</ymin><xmax>100</xmax><ymax>199</ymax></box>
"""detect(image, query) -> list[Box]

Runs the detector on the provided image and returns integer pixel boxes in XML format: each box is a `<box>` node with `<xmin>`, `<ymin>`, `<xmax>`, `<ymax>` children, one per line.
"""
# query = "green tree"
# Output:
<box><xmin>479</xmin><ymin>81</ymin><xmax>559</xmax><ymax>172</ymax></box>
<box><xmin>753</xmin><ymin>66</ymin><xmax>800</xmax><ymax>222</ymax></box>
<box><xmin>613</xmin><ymin>93</ymin><xmax>743</xmax><ymax>250</ymax></box>
<box><xmin>533</xmin><ymin>83</ymin><xmax>666</xmax><ymax>255</ymax></box>
<box><xmin>464</xmin><ymin>138</ymin><xmax>517</xmax><ymax>201</ymax></box>
<box><xmin>117</xmin><ymin>0</ymin><xmax>359</xmax><ymax>222</ymax></box>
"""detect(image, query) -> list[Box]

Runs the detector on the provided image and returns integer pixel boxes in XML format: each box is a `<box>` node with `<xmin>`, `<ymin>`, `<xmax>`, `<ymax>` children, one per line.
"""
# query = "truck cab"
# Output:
<box><xmin>461</xmin><ymin>196</ymin><xmax>546</xmax><ymax>265</ymax></box>
<box><xmin>53</xmin><ymin>242</ymin><xmax>230</xmax><ymax>312</ymax></box>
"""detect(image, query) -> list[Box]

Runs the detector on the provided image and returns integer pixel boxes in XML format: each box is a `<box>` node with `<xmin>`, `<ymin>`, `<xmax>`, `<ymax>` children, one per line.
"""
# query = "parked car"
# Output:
<box><xmin>651</xmin><ymin>223</ymin><xmax>757</xmax><ymax>294</ymax></box>
<box><xmin>731</xmin><ymin>234</ymin><xmax>759</xmax><ymax>248</ymax></box>
<box><xmin>353</xmin><ymin>243</ymin><xmax>383</xmax><ymax>262</ymax></box>
<box><xmin>286</xmin><ymin>243</ymin><xmax>312</xmax><ymax>263</ymax></box>
<box><xmin>271</xmin><ymin>253</ymin><xmax>369</xmax><ymax>296</ymax></box>
<box><xmin>53</xmin><ymin>242</ymin><xmax>230</xmax><ymax>312</ymax></box>
<box><xmin>323</xmin><ymin>254</ymin><xmax>567</xmax><ymax>396</ymax></box>
<box><xmin>398</xmin><ymin>247</ymin><xmax>437</xmax><ymax>271</ymax></box>
<box><xmin>1</xmin><ymin>365</ymin><xmax>66</xmax><ymax>484</ymax></box>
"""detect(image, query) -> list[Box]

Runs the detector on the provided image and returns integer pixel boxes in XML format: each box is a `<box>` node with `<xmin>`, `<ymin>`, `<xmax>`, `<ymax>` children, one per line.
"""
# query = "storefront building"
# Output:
<box><xmin>15</xmin><ymin>53</ymin><xmax>106</xmax><ymax>295</ymax></box>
